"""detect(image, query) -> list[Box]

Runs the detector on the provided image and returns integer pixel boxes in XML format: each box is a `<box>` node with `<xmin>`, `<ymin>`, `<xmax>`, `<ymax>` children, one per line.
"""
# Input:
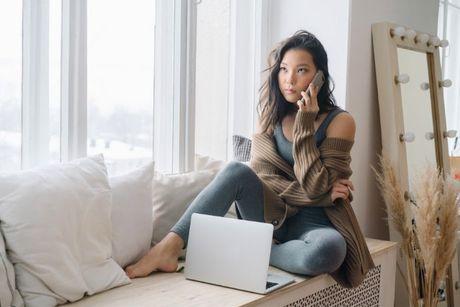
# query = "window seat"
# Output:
<box><xmin>63</xmin><ymin>238</ymin><xmax>397</xmax><ymax>307</ymax></box>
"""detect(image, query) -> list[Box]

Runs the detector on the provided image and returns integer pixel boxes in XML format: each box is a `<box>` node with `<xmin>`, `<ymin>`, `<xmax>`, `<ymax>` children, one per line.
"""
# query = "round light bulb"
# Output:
<box><xmin>400</xmin><ymin>132</ymin><xmax>415</xmax><ymax>143</ymax></box>
<box><xmin>440</xmin><ymin>39</ymin><xmax>449</xmax><ymax>47</ymax></box>
<box><xmin>415</xmin><ymin>33</ymin><xmax>429</xmax><ymax>44</ymax></box>
<box><xmin>395</xmin><ymin>74</ymin><xmax>410</xmax><ymax>84</ymax></box>
<box><xmin>420</xmin><ymin>82</ymin><xmax>430</xmax><ymax>90</ymax></box>
<box><xmin>428</xmin><ymin>36</ymin><xmax>441</xmax><ymax>47</ymax></box>
<box><xmin>405</xmin><ymin>29</ymin><xmax>417</xmax><ymax>40</ymax></box>
<box><xmin>439</xmin><ymin>79</ymin><xmax>452</xmax><ymax>88</ymax></box>
<box><xmin>391</xmin><ymin>26</ymin><xmax>406</xmax><ymax>38</ymax></box>
<box><xmin>425</xmin><ymin>132</ymin><xmax>434</xmax><ymax>140</ymax></box>
<box><xmin>444</xmin><ymin>130</ymin><xmax>457</xmax><ymax>138</ymax></box>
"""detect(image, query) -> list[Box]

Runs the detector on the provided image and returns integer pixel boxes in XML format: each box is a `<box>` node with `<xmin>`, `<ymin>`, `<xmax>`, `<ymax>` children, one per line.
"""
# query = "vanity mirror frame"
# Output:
<box><xmin>372</xmin><ymin>21</ymin><xmax>458</xmax><ymax>306</ymax></box>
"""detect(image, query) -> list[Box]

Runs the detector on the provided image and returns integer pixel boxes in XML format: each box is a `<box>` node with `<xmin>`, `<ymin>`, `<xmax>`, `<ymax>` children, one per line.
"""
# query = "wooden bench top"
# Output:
<box><xmin>63</xmin><ymin>238</ymin><xmax>397</xmax><ymax>307</ymax></box>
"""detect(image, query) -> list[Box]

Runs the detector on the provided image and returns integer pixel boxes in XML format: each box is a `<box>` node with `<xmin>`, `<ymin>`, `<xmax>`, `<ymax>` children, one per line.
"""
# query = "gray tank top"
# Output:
<box><xmin>274</xmin><ymin>108</ymin><xmax>345</xmax><ymax>166</ymax></box>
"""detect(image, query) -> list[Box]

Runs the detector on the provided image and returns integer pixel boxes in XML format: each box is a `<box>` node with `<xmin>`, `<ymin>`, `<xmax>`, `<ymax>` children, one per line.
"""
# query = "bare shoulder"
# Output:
<box><xmin>326</xmin><ymin>112</ymin><xmax>356</xmax><ymax>141</ymax></box>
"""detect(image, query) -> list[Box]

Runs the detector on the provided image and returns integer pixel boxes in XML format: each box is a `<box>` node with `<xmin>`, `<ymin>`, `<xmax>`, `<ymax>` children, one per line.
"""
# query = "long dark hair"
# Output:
<box><xmin>257</xmin><ymin>30</ymin><xmax>337</xmax><ymax>134</ymax></box>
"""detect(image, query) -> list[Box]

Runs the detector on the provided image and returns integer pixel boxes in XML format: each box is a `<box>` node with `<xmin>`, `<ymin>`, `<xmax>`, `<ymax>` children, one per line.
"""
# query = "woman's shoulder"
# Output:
<box><xmin>325</xmin><ymin>110</ymin><xmax>355</xmax><ymax>141</ymax></box>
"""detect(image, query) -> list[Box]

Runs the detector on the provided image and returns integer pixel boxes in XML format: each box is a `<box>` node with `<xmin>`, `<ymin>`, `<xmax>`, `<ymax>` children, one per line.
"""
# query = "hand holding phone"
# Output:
<box><xmin>298</xmin><ymin>70</ymin><xmax>324</xmax><ymax>113</ymax></box>
<box><xmin>300</xmin><ymin>70</ymin><xmax>325</xmax><ymax>105</ymax></box>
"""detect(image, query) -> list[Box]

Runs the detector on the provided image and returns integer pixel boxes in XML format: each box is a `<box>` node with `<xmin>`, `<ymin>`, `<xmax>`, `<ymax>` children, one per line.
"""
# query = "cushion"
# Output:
<box><xmin>110</xmin><ymin>162</ymin><xmax>155</xmax><ymax>268</ymax></box>
<box><xmin>0</xmin><ymin>155</ymin><xmax>130</xmax><ymax>307</ymax></box>
<box><xmin>194</xmin><ymin>154</ymin><xmax>227</xmax><ymax>172</ymax></box>
<box><xmin>0</xmin><ymin>230</ymin><xmax>23</xmax><ymax>307</ymax></box>
<box><xmin>232</xmin><ymin>135</ymin><xmax>252</xmax><ymax>162</ymax></box>
<box><xmin>151</xmin><ymin>170</ymin><xmax>217</xmax><ymax>247</ymax></box>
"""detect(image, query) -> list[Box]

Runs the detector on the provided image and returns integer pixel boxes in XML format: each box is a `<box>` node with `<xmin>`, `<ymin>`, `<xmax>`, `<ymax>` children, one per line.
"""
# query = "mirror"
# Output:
<box><xmin>397</xmin><ymin>48</ymin><xmax>438</xmax><ymax>188</ymax></box>
<box><xmin>372</xmin><ymin>22</ymin><xmax>459</xmax><ymax>307</ymax></box>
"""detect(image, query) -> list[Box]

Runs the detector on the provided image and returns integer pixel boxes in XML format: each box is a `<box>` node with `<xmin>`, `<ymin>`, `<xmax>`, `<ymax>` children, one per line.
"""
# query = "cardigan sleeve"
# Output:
<box><xmin>250</xmin><ymin>134</ymin><xmax>335</xmax><ymax>207</ymax></box>
<box><xmin>292</xmin><ymin>110</ymin><xmax>354</xmax><ymax>199</ymax></box>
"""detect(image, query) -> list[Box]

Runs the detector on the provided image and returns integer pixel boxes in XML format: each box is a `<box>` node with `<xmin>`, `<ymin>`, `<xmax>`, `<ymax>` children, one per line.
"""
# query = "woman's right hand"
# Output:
<box><xmin>331</xmin><ymin>179</ymin><xmax>354</xmax><ymax>202</ymax></box>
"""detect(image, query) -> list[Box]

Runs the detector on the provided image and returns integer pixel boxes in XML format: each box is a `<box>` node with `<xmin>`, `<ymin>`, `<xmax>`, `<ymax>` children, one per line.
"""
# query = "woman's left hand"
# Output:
<box><xmin>331</xmin><ymin>179</ymin><xmax>354</xmax><ymax>202</ymax></box>
<box><xmin>297</xmin><ymin>83</ymin><xmax>319</xmax><ymax>113</ymax></box>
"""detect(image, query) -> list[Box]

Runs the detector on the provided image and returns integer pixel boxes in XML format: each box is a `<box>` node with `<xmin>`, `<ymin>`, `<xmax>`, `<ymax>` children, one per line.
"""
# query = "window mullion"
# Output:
<box><xmin>185</xmin><ymin>0</ymin><xmax>197</xmax><ymax>172</ymax></box>
<box><xmin>226</xmin><ymin>0</ymin><xmax>268</xmax><ymax>160</ymax></box>
<box><xmin>61</xmin><ymin>0</ymin><xmax>87</xmax><ymax>162</ymax></box>
<box><xmin>154</xmin><ymin>0</ymin><xmax>189</xmax><ymax>173</ymax></box>
<box><xmin>22</xmin><ymin>0</ymin><xmax>50</xmax><ymax>169</ymax></box>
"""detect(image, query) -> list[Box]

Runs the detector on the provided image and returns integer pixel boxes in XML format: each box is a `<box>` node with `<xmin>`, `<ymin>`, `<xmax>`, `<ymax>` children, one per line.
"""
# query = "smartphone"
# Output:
<box><xmin>301</xmin><ymin>70</ymin><xmax>325</xmax><ymax>103</ymax></box>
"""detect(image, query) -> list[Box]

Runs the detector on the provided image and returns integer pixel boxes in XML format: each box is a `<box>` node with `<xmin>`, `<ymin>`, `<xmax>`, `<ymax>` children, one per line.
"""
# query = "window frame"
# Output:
<box><xmin>22</xmin><ymin>0</ymin><xmax>51</xmax><ymax>168</ymax></box>
<box><xmin>60</xmin><ymin>0</ymin><xmax>87</xmax><ymax>162</ymax></box>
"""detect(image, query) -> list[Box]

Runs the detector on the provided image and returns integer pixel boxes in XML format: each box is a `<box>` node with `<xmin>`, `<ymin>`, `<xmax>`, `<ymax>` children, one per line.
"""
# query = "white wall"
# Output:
<box><xmin>267</xmin><ymin>0</ymin><xmax>350</xmax><ymax>108</ymax></box>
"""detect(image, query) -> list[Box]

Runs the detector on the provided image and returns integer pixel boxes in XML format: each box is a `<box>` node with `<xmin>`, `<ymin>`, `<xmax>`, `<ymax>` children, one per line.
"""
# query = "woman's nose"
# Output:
<box><xmin>285</xmin><ymin>73</ymin><xmax>295</xmax><ymax>85</ymax></box>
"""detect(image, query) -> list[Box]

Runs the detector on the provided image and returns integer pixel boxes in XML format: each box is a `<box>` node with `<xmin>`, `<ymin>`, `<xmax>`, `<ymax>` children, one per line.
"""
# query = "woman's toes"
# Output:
<box><xmin>125</xmin><ymin>265</ymin><xmax>137</xmax><ymax>278</ymax></box>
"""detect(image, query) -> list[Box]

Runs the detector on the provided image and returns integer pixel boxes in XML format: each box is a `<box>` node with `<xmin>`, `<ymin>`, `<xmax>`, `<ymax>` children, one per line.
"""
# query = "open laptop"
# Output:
<box><xmin>184</xmin><ymin>213</ymin><xmax>295</xmax><ymax>294</ymax></box>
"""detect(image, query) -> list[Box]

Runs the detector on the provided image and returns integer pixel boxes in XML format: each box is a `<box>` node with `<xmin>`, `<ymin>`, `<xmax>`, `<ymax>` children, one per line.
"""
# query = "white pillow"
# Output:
<box><xmin>110</xmin><ymin>162</ymin><xmax>154</xmax><ymax>268</ymax></box>
<box><xmin>151</xmin><ymin>170</ymin><xmax>217</xmax><ymax>247</ymax></box>
<box><xmin>195</xmin><ymin>154</ymin><xmax>227</xmax><ymax>172</ymax></box>
<box><xmin>0</xmin><ymin>231</ymin><xmax>23</xmax><ymax>307</ymax></box>
<box><xmin>0</xmin><ymin>155</ymin><xmax>130</xmax><ymax>307</ymax></box>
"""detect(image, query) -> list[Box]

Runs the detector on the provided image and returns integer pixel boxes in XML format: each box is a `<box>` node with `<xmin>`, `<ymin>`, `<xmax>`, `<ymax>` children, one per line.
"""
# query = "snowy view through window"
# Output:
<box><xmin>0</xmin><ymin>0</ymin><xmax>22</xmax><ymax>171</ymax></box>
<box><xmin>88</xmin><ymin>0</ymin><xmax>155</xmax><ymax>175</ymax></box>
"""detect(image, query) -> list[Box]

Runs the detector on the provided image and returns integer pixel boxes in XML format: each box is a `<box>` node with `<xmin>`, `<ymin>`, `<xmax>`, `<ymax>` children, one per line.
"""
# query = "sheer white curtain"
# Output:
<box><xmin>439</xmin><ymin>0</ymin><xmax>460</xmax><ymax>156</ymax></box>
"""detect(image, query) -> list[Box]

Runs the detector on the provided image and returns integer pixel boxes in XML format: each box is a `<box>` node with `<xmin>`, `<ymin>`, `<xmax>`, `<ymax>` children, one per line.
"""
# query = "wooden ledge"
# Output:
<box><xmin>64</xmin><ymin>238</ymin><xmax>397</xmax><ymax>307</ymax></box>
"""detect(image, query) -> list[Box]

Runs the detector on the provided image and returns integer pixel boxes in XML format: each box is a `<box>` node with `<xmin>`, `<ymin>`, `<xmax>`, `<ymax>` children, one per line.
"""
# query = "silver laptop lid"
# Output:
<box><xmin>185</xmin><ymin>213</ymin><xmax>274</xmax><ymax>293</ymax></box>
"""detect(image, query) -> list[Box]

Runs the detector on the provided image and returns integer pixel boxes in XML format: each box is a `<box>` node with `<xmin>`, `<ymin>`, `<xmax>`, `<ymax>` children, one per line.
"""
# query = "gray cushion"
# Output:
<box><xmin>232</xmin><ymin>135</ymin><xmax>252</xmax><ymax>162</ymax></box>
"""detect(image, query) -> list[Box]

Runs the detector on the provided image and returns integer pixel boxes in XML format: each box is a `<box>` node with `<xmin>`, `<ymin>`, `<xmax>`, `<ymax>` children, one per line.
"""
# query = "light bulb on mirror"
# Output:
<box><xmin>443</xmin><ymin>130</ymin><xmax>457</xmax><ymax>138</ymax></box>
<box><xmin>439</xmin><ymin>79</ymin><xmax>452</xmax><ymax>88</ymax></box>
<box><xmin>395</xmin><ymin>74</ymin><xmax>410</xmax><ymax>84</ymax></box>
<box><xmin>420</xmin><ymin>82</ymin><xmax>430</xmax><ymax>90</ymax></box>
<box><xmin>390</xmin><ymin>26</ymin><xmax>406</xmax><ymax>38</ymax></box>
<box><xmin>428</xmin><ymin>36</ymin><xmax>441</xmax><ymax>47</ymax></box>
<box><xmin>425</xmin><ymin>132</ymin><xmax>434</xmax><ymax>140</ymax></box>
<box><xmin>415</xmin><ymin>33</ymin><xmax>429</xmax><ymax>44</ymax></box>
<box><xmin>439</xmin><ymin>39</ymin><xmax>449</xmax><ymax>47</ymax></box>
<box><xmin>400</xmin><ymin>132</ymin><xmax>415</xmax><ymax>143</ymax></box>
<box><xmin>405</xmin><ymin>29</ymin><xmax>417</xmax><ymax>41</ymax></box>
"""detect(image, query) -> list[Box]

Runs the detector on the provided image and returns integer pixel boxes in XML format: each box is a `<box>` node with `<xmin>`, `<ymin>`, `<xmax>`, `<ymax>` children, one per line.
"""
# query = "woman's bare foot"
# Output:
<box><xmin>125</xmin><ymin>232</ymin><xmax>184</xmax><ymax>278</ymax></box>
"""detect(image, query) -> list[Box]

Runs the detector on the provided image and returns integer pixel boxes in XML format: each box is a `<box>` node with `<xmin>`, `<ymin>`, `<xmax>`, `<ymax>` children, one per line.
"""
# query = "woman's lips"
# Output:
<box><xmin>284</xmin><ymin>89</ymin><xmax>296</xmax><ymax>94</ymax></box>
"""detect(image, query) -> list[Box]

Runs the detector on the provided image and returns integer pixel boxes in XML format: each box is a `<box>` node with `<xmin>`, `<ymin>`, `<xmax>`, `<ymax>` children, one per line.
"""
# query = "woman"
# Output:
<box><xmin>126</xmin><ymin>30</ymin><xmax>374</xmax><ymax>288</ymax></box>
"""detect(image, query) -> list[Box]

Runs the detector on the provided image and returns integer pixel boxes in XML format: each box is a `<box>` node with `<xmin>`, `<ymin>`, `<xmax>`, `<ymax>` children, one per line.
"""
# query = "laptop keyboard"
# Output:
<box><xmin>266</xmin><ymin>281</ymin><xmax>278</xmax><ymax>289</ymax></box>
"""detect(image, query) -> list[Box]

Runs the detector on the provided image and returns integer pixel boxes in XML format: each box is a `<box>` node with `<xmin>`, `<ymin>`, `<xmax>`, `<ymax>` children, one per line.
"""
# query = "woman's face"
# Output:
<box><xmin>278</xmin><ymin>48</ymin><xmax>317</xmax><ymax>104</ymax></box>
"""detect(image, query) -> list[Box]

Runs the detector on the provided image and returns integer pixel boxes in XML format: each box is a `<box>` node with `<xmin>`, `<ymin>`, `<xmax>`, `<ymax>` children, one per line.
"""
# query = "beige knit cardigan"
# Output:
<box><xmin>250</xmin><ymin>110</ymin><xmax>375</xmax><ymax>288</ymax></box>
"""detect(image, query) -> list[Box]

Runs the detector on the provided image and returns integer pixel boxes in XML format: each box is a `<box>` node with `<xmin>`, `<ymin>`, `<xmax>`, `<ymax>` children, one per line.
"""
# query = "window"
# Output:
<box><xmin>0</xmin><ymin>0</ymin><xmax>262</xmax><ymax>175</ymax></box>
<box><xmin>194</xmin><ymin>0</ymin><xmax>231</xmax><ymax>161</ymax></box>
<box><xmin>0</xmin><ymin>0</ymin><xmax>22</xmax><ymax>171</ymax></box>
<box><xmin>87</xmin><ymin>0</ymin><xmax>155</xmax><ymax>175</ymax></box>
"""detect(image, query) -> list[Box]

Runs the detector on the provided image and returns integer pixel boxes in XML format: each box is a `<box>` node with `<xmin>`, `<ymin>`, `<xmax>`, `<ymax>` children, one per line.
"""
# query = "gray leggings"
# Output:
<box><xmin>170</xmin><ymin>161</ymin><xmax>347</xmax><ymax>276</ymax></box>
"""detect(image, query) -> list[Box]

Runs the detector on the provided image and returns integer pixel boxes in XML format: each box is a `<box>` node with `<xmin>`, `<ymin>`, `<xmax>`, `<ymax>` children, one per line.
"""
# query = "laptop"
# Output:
<box><xmin>184</xmin><ymin>213</ymin><xmax>295</xmax><ymax>294</ymax></box>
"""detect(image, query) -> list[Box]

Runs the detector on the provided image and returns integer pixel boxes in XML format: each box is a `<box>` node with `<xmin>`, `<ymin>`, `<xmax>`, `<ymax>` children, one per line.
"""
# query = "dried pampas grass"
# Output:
<box><xmin>374</xmin><ymin>156</ymin><xmax>459</xmax><ymax>307</ymax></box>
<box><xmin>373</xmin><ymin>156</ymin><xmax>419</xmax><ymax>306</ymax></box>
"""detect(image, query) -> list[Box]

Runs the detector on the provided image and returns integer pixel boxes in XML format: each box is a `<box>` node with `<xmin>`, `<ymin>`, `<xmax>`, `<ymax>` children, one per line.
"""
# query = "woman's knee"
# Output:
<box><xmin>295</xmin><ymin>230</ymin><xmax>346</xmax><ymax>274</ymax></box>
<box><xmin>314</xmin><ymin>231</ymin><xmax>347</xmax><ymax>272</ymax></box>
<box><xmin>217</xmin><ymin>161</ymin><xmax>254</xmax><ymax>181</ymax></box>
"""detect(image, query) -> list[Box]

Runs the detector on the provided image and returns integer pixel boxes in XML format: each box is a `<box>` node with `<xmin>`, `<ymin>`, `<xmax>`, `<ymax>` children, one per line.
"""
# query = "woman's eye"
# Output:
<box><xmin>280</xmin><ymin>67</ymin><xmax>287</xmax><ymax>72</ymax></box>
<box><xmin>298</xmin><ymin>68</ymin><xmax>308</xmax><ymax>73</ymax></box>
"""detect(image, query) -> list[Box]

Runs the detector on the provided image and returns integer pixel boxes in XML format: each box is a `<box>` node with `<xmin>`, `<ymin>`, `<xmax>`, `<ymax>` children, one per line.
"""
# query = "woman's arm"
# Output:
<box><xmin>250</xmin><ymin>132</ymin><xmax>335</xmax><ymax>207</ymax></box>
<box><xmin>292</xmin><ymin>110</ymin><xmax>355</xmax><ymax>199</ymax></box>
